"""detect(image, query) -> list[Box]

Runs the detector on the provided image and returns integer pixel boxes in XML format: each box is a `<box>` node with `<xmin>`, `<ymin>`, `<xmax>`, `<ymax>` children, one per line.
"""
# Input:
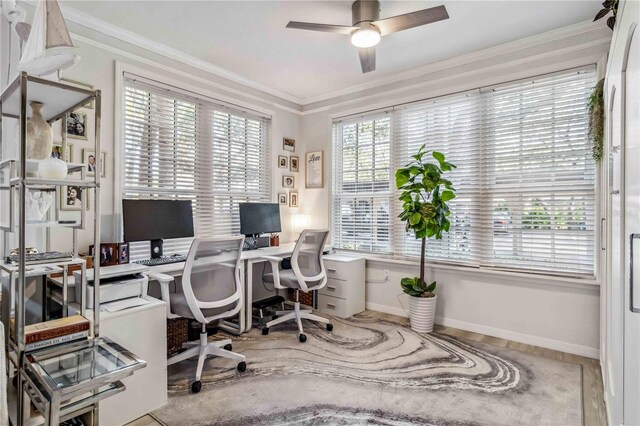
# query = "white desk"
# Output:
<box><xmin>146</xmin><ymin>242</ymin><xmax>299</xmax><ymax>334</ymax></box>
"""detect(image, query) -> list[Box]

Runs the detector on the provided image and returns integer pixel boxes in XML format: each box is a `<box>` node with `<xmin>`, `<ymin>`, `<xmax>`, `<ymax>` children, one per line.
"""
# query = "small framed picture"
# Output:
<box><xmin>60</xmin><ymin>185</ymin><xmax>84</xmax><ymax>211</ymax></box>
<box><xmin>66</xmin><ymin>111</ymin><xmax>88</xmax><ymax>140</ymax></box>
<box><xmin>282</xmin><ymin>175</ymin><xmax>295</xmax><ymax>188</ymax></box>
<box><xmin>278</xmin><ymin>193</ymin><xmax>288</xmax><ymax>205</ymax></box>
<box><xmin>118</xmin><ymin>242</ymin><xmax>130</xmax><ymax>264</ymax></box>
<box><xmin>98</xmin><ymin>243</ymin><xmax>118</xmax><ymax>267</ymax></box>
<box><xmin>51</xmin><ymin>142</ymin><xmax>72</xmax><ymax>162</ymax></box>
<box><xmin>283</xmin><ymin>137</ymin><xmax>296</xmax><ymax>152</ymax></box>
<box><xmin>290</xmin><ymin>155</ymin><xmax>299</xmax><ymax>172</ymax></box>
<box><xmin>278</xmin><ymin>155</ymin><xmax>288</xmax><ymax>169</ymax></box>
<box><xmin>289</xmin><ymin>191</ymin><xmax>299</xmax><ymax>208</ymax></box>
<box><xmin>82</xmin><ymin>149</ymin><xmax>106</xmax><ymax>177</ymax></box>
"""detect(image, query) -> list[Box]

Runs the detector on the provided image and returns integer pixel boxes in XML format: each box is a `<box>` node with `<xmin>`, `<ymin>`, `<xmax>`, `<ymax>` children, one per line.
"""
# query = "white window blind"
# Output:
<box><xmin>481</xmin><ymin>69</ymin><xmax>596</xmax><ymax>274</ymax></box>
<box><xmin>331</xmin><ymin>67</ymin><xmax>596</xmax><ymax>277</ymax></box>
<box><xmin>122</xmin><ymin>76</ymin><xmax>271</xmax><ymax>255</ymax></box>
<box><xmin>332</xmin><ymin>114</ymin><xmax>392</xmax><ymax>253</ymax></box>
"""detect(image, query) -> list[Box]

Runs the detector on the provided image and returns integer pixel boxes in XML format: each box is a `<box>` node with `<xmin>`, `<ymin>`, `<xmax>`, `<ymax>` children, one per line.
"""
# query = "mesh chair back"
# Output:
<box><xmin>291</xmin><ymin>229</ymin><xmax>329</xmax><ymax>289</ymax></box>
<box><xmin>182</xmin><ymin>236</ymin><xmax>244</xmax><ymax>323</ymax></box>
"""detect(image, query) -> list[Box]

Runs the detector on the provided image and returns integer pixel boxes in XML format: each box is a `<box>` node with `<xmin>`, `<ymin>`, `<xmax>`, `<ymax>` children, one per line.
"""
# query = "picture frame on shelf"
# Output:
<box><xmin>283</xmin><ymin>137</ymin><xmax>295</xmax><ymax>152</ymax></box>
<box><xmin>60</xmin><ymin>185</ymin><xmax>84</xmax><ymax>211</ymax></box>
<box><xmin>118</xmin><ymin>242</ymin><xmax>130</xmax><ymax>264</ymax></box>
<box><xmin>290</xmin><ymin>191</ymin><xmax>299</xmax><ymax>208</ymax></box>
<box><xmin>51</xmin><ymin>142</ymin><xmax>72</xmax><ymax>162</ymax></box>
<box><xmin>305</xmin><ymin>150</ymin><xmax>324</xmax><ymax>188</ymax></box>
<box><xmin>278</xmin><ymin>155</ymin><xmax>288</xmax><ymax>169</ymax></box>
<box><xmin>278</xmin><ymin>193</ymin><xmax>288</xmax><ymax>205</ymax></box>
<box><xmin>282</xmin><ymin>175</ymin><xmax>295</xmax><ymax>188</ymax></box>
<box><xmin>98</xmin><ymin>243</ymin><xmax>118</xmax><ymax>267</ymax></box>
<box><xmin>65</xmin><ymin>111</ymin><xmax>88</xmax><ymax>140</ymax></box>
<box><xmin>82</xmin><ymin>149</ymin><xmax>106</xmax><ymax>177</ymax></box>
<box><xmin>290</xmin><ymin>155</ymin><xmax>299</xmax><ymax>172</ymax></box>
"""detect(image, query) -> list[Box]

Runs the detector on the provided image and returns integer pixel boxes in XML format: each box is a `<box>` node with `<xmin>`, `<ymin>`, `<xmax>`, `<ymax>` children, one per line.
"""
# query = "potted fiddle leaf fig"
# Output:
<box><xmin>395</xmin><ymin>144</ymin><xmax>456</xmax><ymax>333</ymax></box>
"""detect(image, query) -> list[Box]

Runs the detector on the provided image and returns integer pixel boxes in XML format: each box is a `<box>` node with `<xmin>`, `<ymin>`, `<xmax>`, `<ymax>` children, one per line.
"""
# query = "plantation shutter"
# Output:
<box><xmin>393</xmin><ymin>92</ymin><xmax>483</xmax><ymax>265</ymax></box>
<box><xmin>122</xmin><ymin>75</ymin><xmax>271</xmax><ymax>257</ymax></box>
<box><xmin>332</xmin><ymin>113</ymin><xmax>392</xmax><ymax>253</ymax></box>
<box><xmin>480</xmin><ymin>68</ymin><xmax>596</xmax><ymax>275</ymax></box>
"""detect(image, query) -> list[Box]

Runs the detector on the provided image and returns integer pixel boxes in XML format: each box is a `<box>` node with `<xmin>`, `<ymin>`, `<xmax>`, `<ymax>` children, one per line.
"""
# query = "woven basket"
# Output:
<box><xmin>290</xmin><ymin>289</ymin><xmax>314</xmax><ymax>307</ymax></box>
<box><xmin>167</xmin><ymin>317</ymin><xmax>188</xmax><ymax>355</ymax></box>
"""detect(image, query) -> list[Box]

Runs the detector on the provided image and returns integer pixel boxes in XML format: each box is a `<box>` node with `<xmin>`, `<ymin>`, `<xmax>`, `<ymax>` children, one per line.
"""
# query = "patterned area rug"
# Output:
<box><xmin>153</xmin><ymin>315</ymin><xmax>582</xmax><ymax>425</ymax></box>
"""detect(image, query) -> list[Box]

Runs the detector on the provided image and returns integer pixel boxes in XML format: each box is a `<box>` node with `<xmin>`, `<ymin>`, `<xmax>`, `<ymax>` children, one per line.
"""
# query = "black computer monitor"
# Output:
<box><xmin>122</xmin><ymin>199</ymin><xmax>194</xmax><ymax>258</ymax></box>
<box><xmin>239</xmin><ymin>203</ymin><xmax>281</xmax><ymax>236</ymax></box>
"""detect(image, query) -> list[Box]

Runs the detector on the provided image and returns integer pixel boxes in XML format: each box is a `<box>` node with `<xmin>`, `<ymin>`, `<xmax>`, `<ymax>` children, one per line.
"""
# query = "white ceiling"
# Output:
<box><xmin>62</xmin><ymin>0</ymin><xmax>603</xmax><ymax>102</ymax></box>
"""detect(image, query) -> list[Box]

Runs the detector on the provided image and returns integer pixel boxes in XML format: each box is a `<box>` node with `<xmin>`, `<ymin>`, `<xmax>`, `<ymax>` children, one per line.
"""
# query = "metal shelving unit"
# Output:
<box><xmin>0</xmin><ymin>72</ymin><xmax>143</xmax><ymax>426</ymax></box>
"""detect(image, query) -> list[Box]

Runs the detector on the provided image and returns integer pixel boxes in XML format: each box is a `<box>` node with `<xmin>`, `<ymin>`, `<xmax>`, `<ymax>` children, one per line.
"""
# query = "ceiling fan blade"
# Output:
<box><xmin>358</xmin><ymin>47</ymin><xmax>376</xmax><ymax>73</ymax></box>
<box><xmin>373</xmin><ymin>5</ymin><xmax>449</xmax><ymax>36</ymax></box>
<box><xmin>286</xmin><ymin>21</ymin><xmax>357</xmax><ymax>35</ymax></box>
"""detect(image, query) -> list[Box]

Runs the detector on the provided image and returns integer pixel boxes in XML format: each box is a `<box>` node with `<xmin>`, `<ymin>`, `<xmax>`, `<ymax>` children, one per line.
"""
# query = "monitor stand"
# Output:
<box><xmin>243</xmin><ymin>236</ymin><xmax>258</xmax><ymax>251</ymax></box>
<box><xmin>150</xmin><ymin>239</ymin><xmax>164</xmax><ymax>258</ymax></box>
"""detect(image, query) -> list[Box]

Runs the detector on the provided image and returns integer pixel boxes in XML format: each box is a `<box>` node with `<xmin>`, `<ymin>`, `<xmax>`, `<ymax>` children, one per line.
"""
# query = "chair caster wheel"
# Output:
<box><xmin>191</xmin><ymin>381</ymin><xmax>202</xmax><ymax>393</ymax></box>
<box><xmin>299</xmin><ymin>334</ymin><xmax>307</xmax><ymax>343</ymax></box>
<box><xmin>237</xmin><ymin>361</ymin><xmax>247</xmax><ymax>372</ymax></box>
<box><xmin>262</xmin><ymin>327</ymin><xmax>269</xmax><ymax>335</ymax></box>
<box><xmin>224</xmin><ymin>344</ymin><xmax>232</xmax><ymax>351</ymax></box>
<box><xmin>326</xmin><ymin>324</ymin><xmax>333</xmax><ymax>331</ymax></box>
<box><xmin>272</xmin><ymin>314</ymin><xmax>279</xmax><ymax>320</ymax></box>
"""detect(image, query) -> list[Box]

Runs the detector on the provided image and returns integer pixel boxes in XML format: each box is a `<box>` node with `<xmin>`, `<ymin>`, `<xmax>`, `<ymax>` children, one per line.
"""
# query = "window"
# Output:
<box><xmin>332</xmin><ymin>67</ymin><xmax>596</xmax><ymax>277</ymax></box>
<box><xmin>122</xmin><ymin>75</ymin><xmax>271</xmax><ymax>255</ymax></box>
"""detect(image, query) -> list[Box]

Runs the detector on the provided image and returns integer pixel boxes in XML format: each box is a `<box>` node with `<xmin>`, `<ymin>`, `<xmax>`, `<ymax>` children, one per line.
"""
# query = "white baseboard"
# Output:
<box><xmin>364</xmin><ymin>302</ymin><xmax>599</xmax><ymax>359</ymax></box>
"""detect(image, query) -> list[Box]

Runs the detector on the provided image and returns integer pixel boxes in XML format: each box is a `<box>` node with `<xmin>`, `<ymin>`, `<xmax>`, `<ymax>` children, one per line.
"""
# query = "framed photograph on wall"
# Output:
<box><xmin>278</xmin><ymin>193</ymin><xmax>288</xmax><ymax>205</ymax></box>
<box><xmin>60</xmin><ymin>185</ymin><xmax>84</xmax><ymax>211</ymax></box>
<box><xmin>118</xmin><ymin>243</ymin><xmax>130</xmax><ymax>264</ymax></box>
<box><xmin>65</xmin><ymin>111</ymin><xmax>88</xmax><ymax>140</ymax></box>
<box><xmin>283</xmin><ymin>137</ymin><xmax>295</xmax><ymax>152</ymax></box>
<box><xmin>289</xmin><ymin>191</ymin><xmax>299</xmax><ymax>208</ymax></box>
<box><xmin>278</xmin><ymin>155</ymin><xmax>288</xmax><ymax>169</ymax></box>
<box><xmin>290</xmin><ymin>155</ymin><xmax>299</xmax><ymax>172</ymax></box>
<box><xmin>82</xmin><ymin>149</ymin><xmax>106</xmax><ymax>177</ymax></box>
<box><xmin>282</xmin><ymin>175</ymin><xmax>295</xmax><ymax>188</ymax></box>
<box><xmin>51</xmin><ymin>142</ymin><xmax>73</xmax><ymax>162</ymax></box>
<box><xmin>305</xmin><ymin>150</ymin><xmax>324</xmax><ymax>188</ymax></box>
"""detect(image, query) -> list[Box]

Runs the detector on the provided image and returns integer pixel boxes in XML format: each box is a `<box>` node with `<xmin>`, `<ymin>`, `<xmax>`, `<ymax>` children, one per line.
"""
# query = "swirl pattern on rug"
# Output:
<box><xmin>168</xmin><ymin>315</ymin><xmax>526</xmax><ymax>394</ymax></box>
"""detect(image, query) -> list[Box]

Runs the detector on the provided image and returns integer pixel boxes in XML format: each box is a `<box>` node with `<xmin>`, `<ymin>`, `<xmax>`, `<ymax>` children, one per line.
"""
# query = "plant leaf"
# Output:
<box><xmin>594</xmin><ymin>8</ymin><xmax>609</xmax><ymax>21</ymax></box>
<box><xmin>409</xmin><ymin>213</ymin><xmax>421</xmax><ymax>225</ymax></box>
<box><xmin>432</xmin><ymin>151</ymin><xmax>445</xmax><ymax>166</ymax></box>
<box><xmin>441</xmin><ymin>190</ymin><xmax>456</xmax><ymax>202</ymax></box>
<box><xmin>425</xmin><ymin>281</ymin><xmax>437</xmax><ymax>293</ymax></box>
<box><xmin>607</xmin><ymin>15</ymin><xmax>616</xmax><ymax>29</ymax></box>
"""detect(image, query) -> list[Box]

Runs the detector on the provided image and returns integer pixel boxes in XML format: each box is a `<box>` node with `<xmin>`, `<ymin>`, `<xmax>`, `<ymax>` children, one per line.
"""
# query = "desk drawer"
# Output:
<box><xmin>319</xmin><ymin>278</ymin><xmax>348</xmax><ymax>299</ymax></box>
<box><xmin>317</xmin><ymin>294</ymin><xmax>347</xmax><ymax>318</ymax></box>
<box><xmin>325</xmin><ymin>261</ymin><xmax>348</xmax><ymax>281</ymax></box>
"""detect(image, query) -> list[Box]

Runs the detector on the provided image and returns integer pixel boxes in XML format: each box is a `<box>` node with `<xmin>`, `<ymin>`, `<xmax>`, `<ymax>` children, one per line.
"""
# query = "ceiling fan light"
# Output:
<box><xmin>351</xmin><ymin>28</ymin><xmax>381</xmax><ymax>48</ymax></box>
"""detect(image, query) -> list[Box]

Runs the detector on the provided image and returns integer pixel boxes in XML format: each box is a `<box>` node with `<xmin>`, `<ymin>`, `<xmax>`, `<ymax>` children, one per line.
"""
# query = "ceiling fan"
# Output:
<box><xmin>286</xmin><ymin>0</ymin><xmax>449</xmax><ymax>73</ymax></box>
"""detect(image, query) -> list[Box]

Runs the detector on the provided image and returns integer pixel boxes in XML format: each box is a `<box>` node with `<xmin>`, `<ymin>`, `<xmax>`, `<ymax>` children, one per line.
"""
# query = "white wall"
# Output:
<box><xmin>301</xmin><ymin>21</ymin><xmax>611</xmax><ymax>358</ymax></box>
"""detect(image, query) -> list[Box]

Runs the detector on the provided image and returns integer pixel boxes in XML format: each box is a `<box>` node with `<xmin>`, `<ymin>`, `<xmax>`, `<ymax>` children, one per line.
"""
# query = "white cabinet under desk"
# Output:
<box><xmin>317</xmin><ymin>254</ymin><xmax>365</xmax><ymax>318</ymax></box>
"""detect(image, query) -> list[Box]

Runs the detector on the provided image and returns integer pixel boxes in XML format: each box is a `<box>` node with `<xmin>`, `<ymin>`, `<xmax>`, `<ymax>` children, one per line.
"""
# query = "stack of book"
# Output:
<box><xmin>11</xmin><ymin>315</ymin><xmax>90</xmax><ymax>351</ymax></box>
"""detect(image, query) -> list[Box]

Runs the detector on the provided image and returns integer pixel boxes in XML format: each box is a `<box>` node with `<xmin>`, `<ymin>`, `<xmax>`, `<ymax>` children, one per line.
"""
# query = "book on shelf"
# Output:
<box><xmin>25</xmin><ymin>330</ymin><xmax>88</xmax><ymax>351</ymax></box>
<box><xmin>11</xmin><ymin>314</ymin><xmax>90</xmax><ymax>344</ymax></box>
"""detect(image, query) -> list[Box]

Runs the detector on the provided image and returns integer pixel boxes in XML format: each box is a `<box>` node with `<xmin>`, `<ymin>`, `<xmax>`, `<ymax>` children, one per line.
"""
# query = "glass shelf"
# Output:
<box><xmin>25</xmin><ymin>337</ymin><xmax>145</xmax><ymax>397</ymax></box>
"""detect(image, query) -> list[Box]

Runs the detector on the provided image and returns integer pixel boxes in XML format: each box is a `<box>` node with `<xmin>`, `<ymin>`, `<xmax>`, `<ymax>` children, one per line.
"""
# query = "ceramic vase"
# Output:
<box><xmin>408</xmin><ymin>295</ymin><xmax>437</xmax><ymax>333</ymax></box>
<box><xmin>26</xmin><ymin>102</ymin><xmax>53</xmax><ymax>160</ymax></box>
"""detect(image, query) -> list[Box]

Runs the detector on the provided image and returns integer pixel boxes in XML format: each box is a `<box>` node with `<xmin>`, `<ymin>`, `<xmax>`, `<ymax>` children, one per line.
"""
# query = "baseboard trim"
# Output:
<box><xmin>364</xmin><ymin>302</ymin><xmax>599</xmax><ymax>359</ymax></box>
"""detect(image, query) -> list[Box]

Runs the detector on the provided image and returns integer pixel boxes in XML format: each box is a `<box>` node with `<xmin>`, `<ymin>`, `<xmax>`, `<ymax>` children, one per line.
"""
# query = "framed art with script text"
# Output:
<box><xmin>305</xmin><ymin>150</ymin><xmax>324</xmax><ymax>188</ymax></box>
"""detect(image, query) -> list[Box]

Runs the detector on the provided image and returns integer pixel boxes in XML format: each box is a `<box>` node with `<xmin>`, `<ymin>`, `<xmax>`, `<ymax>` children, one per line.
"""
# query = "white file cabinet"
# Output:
<box><xmin>318</xmin><ymin>254</ymin><xmax>365</xmax><ymax>318</ymax></box>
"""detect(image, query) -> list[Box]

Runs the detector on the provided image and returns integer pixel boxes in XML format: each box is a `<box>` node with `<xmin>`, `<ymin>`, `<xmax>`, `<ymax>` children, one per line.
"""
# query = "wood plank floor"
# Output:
<box><xmin>127</xmin><ymin>310</ymin><xmax>608</xmax><ymax>426</ymax></box>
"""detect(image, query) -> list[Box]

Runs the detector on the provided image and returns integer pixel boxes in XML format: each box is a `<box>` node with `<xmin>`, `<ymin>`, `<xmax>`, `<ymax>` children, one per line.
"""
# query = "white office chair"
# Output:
<box><xmin>261</xmin><ymin>229</ymin><xmax>332</xmax><ymax>342</ymax></box>
<box><xmin>149</xmin><ymin>236</ymin><xmax>247</xmax><ymax>393</ymax></box>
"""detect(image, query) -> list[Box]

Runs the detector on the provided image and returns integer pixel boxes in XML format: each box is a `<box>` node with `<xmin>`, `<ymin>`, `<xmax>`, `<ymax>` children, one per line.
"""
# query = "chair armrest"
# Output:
<box><xmin>262</xmin><ymin>255</ymin><xmax>283</xmax><ymax>263</ymax></box>
<box><xmin>261</xmin><ymin>256</ymin><xmax>285</xmax><ymax>289</ymax></box>
<box><xmin>148</xmin><ymin>273</ymin><xmax>178</xmax><ymax>319</ymax></box>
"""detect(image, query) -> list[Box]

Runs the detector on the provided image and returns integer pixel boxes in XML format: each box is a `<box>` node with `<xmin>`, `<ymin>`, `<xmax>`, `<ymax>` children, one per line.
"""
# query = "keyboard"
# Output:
<box><xmin>134</xmin><ymin>255</ymin><xmax>187</xmax><ymax>266</ymax></box>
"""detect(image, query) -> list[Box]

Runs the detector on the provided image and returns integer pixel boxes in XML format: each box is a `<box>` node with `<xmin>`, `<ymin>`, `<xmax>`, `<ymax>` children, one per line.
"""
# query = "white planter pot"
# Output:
<box><xmin>408</xmin><ymin>295</ymin><xmax>437</xmax><ymax>333</ymax></box>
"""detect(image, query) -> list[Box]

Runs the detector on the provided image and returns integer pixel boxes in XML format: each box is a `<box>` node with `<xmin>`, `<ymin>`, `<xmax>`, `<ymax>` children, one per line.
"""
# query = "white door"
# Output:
<box><xmin>624</xmin><ymin>27</ymin><xmax>640</xmax><ymax>426</ymax></box>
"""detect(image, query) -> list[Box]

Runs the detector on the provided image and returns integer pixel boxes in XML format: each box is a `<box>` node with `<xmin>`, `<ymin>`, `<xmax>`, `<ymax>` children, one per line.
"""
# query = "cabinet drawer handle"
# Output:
<box><xmin>327</xmin><ymin>286</ymin><xmax>336</xmax><ymax>290</ymax></box>
<box><xmin>327</xmin><ymin>268</ymin><xmax>337</xmax><ymax>273</ymax></box>
<box><xmin>326</xmin><ymin>303</ymin><xmax>336</xmax><ymax>309</ymax></box>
